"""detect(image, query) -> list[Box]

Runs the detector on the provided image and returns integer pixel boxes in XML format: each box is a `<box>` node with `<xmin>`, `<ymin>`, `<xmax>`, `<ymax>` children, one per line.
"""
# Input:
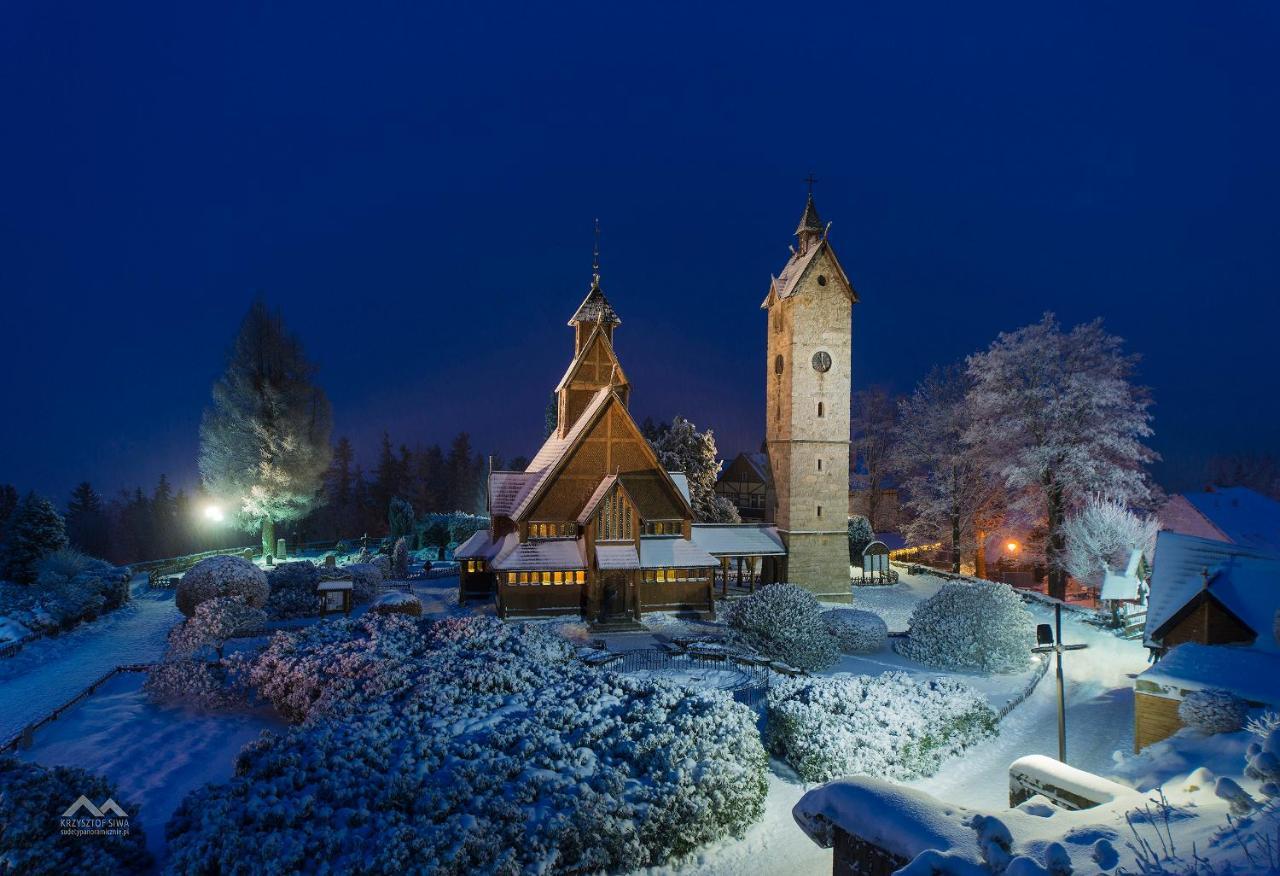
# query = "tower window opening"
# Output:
<box><xmin>817</xmin><ymin>275</ymin><xmax>828</xmax><ymax>286</ymax></box>
<box><xmin>817</xmin><ymin>401</ymin><xmax>824</xmax><ymax>417</ymax></box>
<box><xmin>774</xmin><ymin>354</ymin><xmax>784</xmax><ymax>375</ymax></box>
<box><xmin>817</xmin><ymin>505</ymin><xmax>823</xmax><ymax>518</ymax></box>
<box><xmin>817</xmin><ymin>459</ymin><xmax>822</xmax><ymax>471</ymax></box>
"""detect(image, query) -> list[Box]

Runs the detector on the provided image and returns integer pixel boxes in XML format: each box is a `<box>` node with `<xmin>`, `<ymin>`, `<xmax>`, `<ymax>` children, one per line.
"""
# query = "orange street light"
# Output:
<box><xmin>1006</xmin><ymin>541</ymin><xmax>1019</xmax><ymax>553</ymax></box>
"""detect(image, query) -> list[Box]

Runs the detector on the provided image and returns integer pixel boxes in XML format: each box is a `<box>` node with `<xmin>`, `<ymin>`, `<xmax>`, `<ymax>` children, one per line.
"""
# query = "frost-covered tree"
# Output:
<box><xmin>725</xmin><ymin>583</ymin><xmax>840</xmax><ymax>670</ymax></box>
<box><xmin>199</xmin><ymin>299</ymin><xmax>333</xmax><ymax>557</ymax></box>
<box><xmin>847</xmin><ymin>515</ymin><xmax>874</xmax><ymax>562</ymax></box>
<box><xmin>0</xmin><ymin>492</ymin><xmax>68</xmax><ymax>584</ymax></box>
<box><xmin>390</xmin><ymin>536</ymin><xmax>410</xmax><ymax>579</ymax></box>
<box><xmin>388</xmin><ymin>496</ymin><xmax>415</xmax><ymax>541</ymax></box>
<box><xmin>897</xmin><ymin>364</ymin><xmax>1005</xmax><ymax>573</ymax></box>
<box><xmin>649</xmin><ymin>416</ymin><xmax>740</xmax><ymax>523</ymax></box>
<box><xmin>1061</xmin><ymin>494</ymin><xmax>1158</xmax><ymax>588</ymax></box>
<box><xmin>852</xmin><ymin>387</ymin><xmax>901</xmax><ymax>533</ymax></box>
<box><xmin>965</xmin><ymin>314</ymin><xmax>1155</xmax><ymax>600</ymax></box>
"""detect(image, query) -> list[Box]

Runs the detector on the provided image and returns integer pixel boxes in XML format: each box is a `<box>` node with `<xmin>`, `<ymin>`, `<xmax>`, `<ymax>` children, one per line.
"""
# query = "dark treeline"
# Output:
<box><xmin>0</xmin><ymin>431</ymin><xmax>510</xmax><ymax>568</ymax></box>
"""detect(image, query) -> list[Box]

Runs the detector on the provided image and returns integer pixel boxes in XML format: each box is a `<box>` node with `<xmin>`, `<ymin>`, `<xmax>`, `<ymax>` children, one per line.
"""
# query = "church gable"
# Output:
<box><xmin>524</xmin><ymin>394</ymin><xmax>688</xmax><ymax>525</ymax></box>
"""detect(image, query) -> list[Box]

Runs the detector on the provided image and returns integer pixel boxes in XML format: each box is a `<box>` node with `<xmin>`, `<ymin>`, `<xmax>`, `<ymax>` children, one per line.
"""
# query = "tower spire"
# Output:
<box><xmin>795</xmin><ymin>176</ymin><xmax>824</xmax><ymax>253</ymax></box>
<box><xmin>592</xmin><ymin>217</ymin><xmax>601</xmax><ymax>286</ymax></box>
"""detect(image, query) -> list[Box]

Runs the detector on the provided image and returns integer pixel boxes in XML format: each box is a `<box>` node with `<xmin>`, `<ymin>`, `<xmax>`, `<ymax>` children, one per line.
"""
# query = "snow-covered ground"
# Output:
<box><xmin>0</xmin><ymin>576</ymin><xmax>178</xmax><ymax>742</ymax></box>
<box><xmin>15</xmin><ymin>671</ymin><xmax>282</xmax><ymax>863</ymax></box>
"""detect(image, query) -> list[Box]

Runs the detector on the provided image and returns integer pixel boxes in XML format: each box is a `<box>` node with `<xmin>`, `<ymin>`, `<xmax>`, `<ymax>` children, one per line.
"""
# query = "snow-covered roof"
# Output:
<box><xmin>512</xmin><ymin>387</ymin><xmax>615</xmax><ymax>520</ymax></box>
<box><xmin>1183</xmin><ymin>487</ymin><xmax>1280</xmax><ymax>554</ymax></box>
<box><xmin>690</xmin><ymin>523</ymin><xmax>787</xmax><ymax>557</ymax></box>
<box><xmin>1139</xmin><ymin>642</ymin><xmax>1280</xmax><ymax>705</ymax></box>
<box><xmin>1144</xmin><ymin>530</ymin><xmax>1280</xmax><ymax>650</ymax></box>
<box><xmin>488</xmin><ymin>471</ymin><xmax>535</xmax><ymax>518</ymax></box>
<box><xmin>638</xmin><ymin>537</ymin><xmax>718</xmax><ymax>569</ymax></box>
<box><xmin>743</xmin><ymin>451</ymin><xmax>770</xmax><ymax>482</ymax></box>
<box><xmin>1100</xmin><ymin>548</ymin><xmax>1144</xmax><ymax>601</ymax></box>
<box><xmin>454</xmin><ymin>529</ymin><xmax>496</xmax><ymax>560</ymax></box>
<box><xmin>491</xmin><ymin>537</ymin><xmax>585</xmax><ymax>572</ymax></box>
<box><xmin>668</xmin><ymin>472</ymin><xmax>691</xmax><ymax>506</ymax></box>
<box><xmin>567</xmin><ymin>282</ymin><xmax>620</xmax><ymax>327</ymax></box>
<box><xmin>767</xmin><ymin>239</ymin><xmax>824</xmax><ymax>303</ymax></box>
<box><xmin>595</xmin><ymin>545</ymin><xmax>640</xmax><ymax>569</ymax></box>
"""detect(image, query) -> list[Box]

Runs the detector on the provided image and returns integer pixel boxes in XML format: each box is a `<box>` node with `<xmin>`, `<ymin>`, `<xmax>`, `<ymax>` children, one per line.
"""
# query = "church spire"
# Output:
<box><xmin>795</xmin><ymin>176</ymin><xmax>824</xmax><ymax>253</ymax></box>
<box><xmin>568</xmin><ymin>218</ymin><xmax>621</xmax><ymax>352</ymax></box>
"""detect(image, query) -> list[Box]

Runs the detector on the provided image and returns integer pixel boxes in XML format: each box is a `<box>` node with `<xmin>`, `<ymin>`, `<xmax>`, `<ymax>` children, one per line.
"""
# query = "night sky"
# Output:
<box><xmin>4</xmin><ymin>2</ymin><xmax>1278</xmax><ymax>504</ymax></box>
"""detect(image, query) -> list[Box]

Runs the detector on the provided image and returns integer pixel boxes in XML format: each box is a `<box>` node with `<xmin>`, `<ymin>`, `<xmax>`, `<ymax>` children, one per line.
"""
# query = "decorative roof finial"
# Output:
<box><xmin>804</xmin><ymin>173</ymin><xmax>818</xmax><ymax>195</ymax></box>
<box><xmin>592</xmin><ymin>218</ymin><xmax>601</xmax><ymax>286</ymax></box>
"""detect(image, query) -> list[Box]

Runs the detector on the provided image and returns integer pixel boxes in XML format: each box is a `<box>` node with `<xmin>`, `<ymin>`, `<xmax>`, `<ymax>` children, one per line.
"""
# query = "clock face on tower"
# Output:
<box><xmin>811</xmin><ymin>351</ymin><xmax>832</xmax><ymax>373</ymax></box>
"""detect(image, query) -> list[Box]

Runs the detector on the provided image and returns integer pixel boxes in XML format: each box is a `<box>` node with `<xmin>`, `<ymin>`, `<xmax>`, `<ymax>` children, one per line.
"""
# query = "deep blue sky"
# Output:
<box><xmin>3</xmin><ymin>1</ymin><xmax>1278</xmax><ymax>503</ymax></box>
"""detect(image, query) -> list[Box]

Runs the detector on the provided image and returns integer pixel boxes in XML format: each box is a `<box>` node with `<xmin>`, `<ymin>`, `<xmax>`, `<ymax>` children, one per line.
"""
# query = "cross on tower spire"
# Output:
<box><xmin>804</xmin><ymin>173</ymin><xmax>818</xmax><ymax>194</ymax></box>
<box><xmin>592</xmin><ymin>218</ymin><xmax>601</xmax><ymax>285</ymax></box>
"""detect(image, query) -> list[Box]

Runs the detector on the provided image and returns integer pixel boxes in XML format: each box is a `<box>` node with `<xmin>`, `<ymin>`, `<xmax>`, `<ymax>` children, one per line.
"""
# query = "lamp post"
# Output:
<box><xmin>1032</xmin><ymin>601</ymin><xmax>1089</xmax><ymax>763</ymax></box>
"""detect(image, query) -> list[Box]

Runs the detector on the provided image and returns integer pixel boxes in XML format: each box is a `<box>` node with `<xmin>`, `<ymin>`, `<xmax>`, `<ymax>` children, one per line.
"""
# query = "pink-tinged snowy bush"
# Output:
<box><xmin>166</xmin><ymin>616</ymin><xmax>768</xmax><ymax>873</ymax></box>
<box><xmin>767</xmin><ymin>672</ymin><xmax>997</xmax><ymax>782</ymax></box>
<box><xmin>175</xmin><ymin>555</ymin><xmax>267</xmax><ymax>617</ymax></box>
<box><xmin>264</xmin><ymin>560</ymin><xmax>320</xmax><ymax>619</ymax></box>
<box><xmin>896</xmin><ymin>580</ymin><xmax>1034</xmax><ymax>673</ymax></box>
<box><xmin>1178</xmin><ymin>688</ymin><xmax>1248</xmax><ymax>734</ymax></box>
<box><xmin>823</xmin><ymin>608</ymin><xmax>889</xmax><ymax>654</ymax></box>
<box><xmin>725</xmin><ymin>582</ymin><xmax>840</xmax><ymax>671</ymax></box>
<box><xmin>0</xmin><ymin>757</ymin><xmax>151</xmax><ymax>874</ymax></box>
<box><xmin>145</xmin><ymin>596</ymin><xmax>265</xmax><ymax>709</ymax></box>
<box><xmin>342</xmin><ymin>562</ymin><xmax>382</xmax><ymax>603</ymax></box>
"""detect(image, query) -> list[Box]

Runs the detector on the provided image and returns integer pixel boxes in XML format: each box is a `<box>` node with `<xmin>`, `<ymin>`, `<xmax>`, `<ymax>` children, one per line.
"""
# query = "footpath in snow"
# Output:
<box><xmin>0</xmin><ymin>576</ymin><xmax>179</xmax><ymax>742</ymax></box>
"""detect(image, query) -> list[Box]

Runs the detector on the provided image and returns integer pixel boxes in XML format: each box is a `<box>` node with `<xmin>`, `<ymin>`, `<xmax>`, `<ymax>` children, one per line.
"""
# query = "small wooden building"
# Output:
<box><xmin>714</xmin><ymin>452</ymin><xmax>770</xmax><ymax>521</ymax></box>
<box><xmin>1134</xmin><ymin>530</ymin><xmax>1280</xmax><ymax>749</ymax></box>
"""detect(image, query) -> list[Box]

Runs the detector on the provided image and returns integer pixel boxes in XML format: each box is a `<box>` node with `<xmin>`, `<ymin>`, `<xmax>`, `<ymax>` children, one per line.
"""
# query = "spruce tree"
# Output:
<box><xmin>65</xmin><ymin>481</ymin><xmax>110</xmax><ymax>558</ymax></box>
<box><xmin>649</xmin><ymin>416</ymin><xmax>740</xmax><ymax>523</ymax></box>
<box><xmin>1</xmin><ymin>492</ymin><xmax>69</xmax><ymax>584</ymax></box>
<box><xmin>0</xmin><ymin>484</ymin><xmax>18</xmax><ymax>542</ymax></box>
<box><xmin>200</xmin><ymin>299</ymin><xmax>333</xmax><ymax>558</ymax></box>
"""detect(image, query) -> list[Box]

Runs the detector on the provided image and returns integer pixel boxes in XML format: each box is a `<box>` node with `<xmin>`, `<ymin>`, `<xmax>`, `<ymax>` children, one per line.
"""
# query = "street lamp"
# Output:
<box><xmin>1032</xmin><ymin>601</ymin><xmax>1089</xmax><ymax>763</ymax></box>
<box><xmin>1006</xmin><ymin>540</ymin><xmax>1019</xmax><ymax>554</ymax></box>
<box><xmin>203</xmin><ymin>504</ymin><xmax>225</xmax><ymax>523</ymax></box>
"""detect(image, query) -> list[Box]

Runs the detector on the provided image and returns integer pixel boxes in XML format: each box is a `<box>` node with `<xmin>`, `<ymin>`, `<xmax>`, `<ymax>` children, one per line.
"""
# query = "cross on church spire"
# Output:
<box><xmin>592</xmin><ymin>218</ymin><xmax>600</xmax><ymax>285</ymax></box>
<box><xmin>804</xmin><ymin>173</ymin><xmax>818</xmax><ymax>194</ymax></box>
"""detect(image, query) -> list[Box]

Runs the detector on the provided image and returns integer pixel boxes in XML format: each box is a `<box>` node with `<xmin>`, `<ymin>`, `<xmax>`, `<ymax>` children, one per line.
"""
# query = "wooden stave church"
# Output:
<box><xmin>455</xmin><ymin>269</ymin><xmax>787</xmax><ymax>622</ymax></box>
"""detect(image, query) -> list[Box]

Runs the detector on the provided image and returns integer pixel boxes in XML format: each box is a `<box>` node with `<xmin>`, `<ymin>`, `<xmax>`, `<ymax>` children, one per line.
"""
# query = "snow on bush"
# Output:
<box><xmin>167</xmin><ymin>616</ymin><xmax>768</xmax><ymax>873</ymax></box>
<box><xmin>725</xmin><ymin>583</ymin><xmax>840</xmax><ymax>671</ymax></box>
<box><xmin>344</xmin><ymin>562</ymin><xmax>382</xmax><ymax>603</ymax></box>
<box><xmin>175</xmin><ymin>555</ymin><xmax>268</xmax><ymax>618</ymax></box>
<box><xmin>896</xmin><ymin>580</ymin><xmax>1034</xmax><ymax>673</ymax></box>
<box><xmin>390</xmin><ymin>535</ymin><xmax>409</xmax><ymax>578</ymax></box>
<box><xmin>0</xmin><ymin>757</ymin><xmax>151</xmax><ymax>874</ymax></box>
<box><xmin>767</xmin><ymin>672</ymin><xmax>997</xmax><ymax>782</ymax></box>
<box><xmin>823</xmin><ymin>608</ymin><xmax>888</xmax><ymax>654</ymax></box>
<box><xmin>0</xmin><ymin>551</ymin><xmax>130</xmax><ymax>638</ymax></box>
<box><xmin>145</xmin><ymin>595</ymin><xmax>265</xmax><ymax>709</ymax></box>
<box><xmin>264</xmin><ymin>560</ymin><xmax>320</xmax><ymax>619</ymax></box>
<box><xmin>1178</xmin><ymin>688</ymin><xmax>1248</xmax><ymax>734</ymax></box>
<box><xmin>370</xmin><ymin>590</ymin><xmax>422</xmax><ymax>616</ymax></box>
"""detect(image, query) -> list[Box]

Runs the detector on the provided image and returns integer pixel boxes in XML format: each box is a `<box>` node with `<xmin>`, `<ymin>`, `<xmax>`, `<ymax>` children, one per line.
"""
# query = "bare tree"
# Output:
<box><xmin>965</xmin><ymin>314</ymin><xmax>1156</xmax><ymax>600</ymax></box>
<box><xmin>851</xmin><ymin>387</ymin><xmax>900</xmax><ymax>533</ymax></box>
<box><xmin>896</xmin><ymin>364</ymin><xmax>1004</xmax><ymax>573</ymax></box>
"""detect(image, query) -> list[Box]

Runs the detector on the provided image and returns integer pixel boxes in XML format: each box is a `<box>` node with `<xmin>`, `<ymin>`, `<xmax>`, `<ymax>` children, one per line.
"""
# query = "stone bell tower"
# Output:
<box><xmin>762</xmin><ymin>191</ymin><xmax>857</xmax><ymax>601</ymax></box>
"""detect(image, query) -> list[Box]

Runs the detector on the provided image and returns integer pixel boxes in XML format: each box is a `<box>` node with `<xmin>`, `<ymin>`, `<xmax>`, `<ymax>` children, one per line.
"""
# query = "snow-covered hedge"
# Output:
<box><xmin>767</xmin><ymin>672</ymin><xmax>997</xmax><ymax>782</ymax></box>
<box><xmin>0</xmin><ymin>551</ymin><xmax>131</xmax><ymax>641</ymax></box>
<box><xmin>725</xmin><ymin>583</ymin><xmax>840</xmax><ymax>671</ymax></box>
<box><xmin>896</xmin><ymin>580</ymin><xmax>1034</xmax><ymax>673</ymax></box>
<box><xmin>0</xmin><ymin>757</ymin><xmax>151</xmax><ymax>874</ymax></box>
<box><xmin>343</xmin><ymin>562</ymin><xmax>382</xmax><ymax>604</ymax></box>
<box><xmin>1179</xmin><ymin>689</ymin><xmax>1248</xmax><ymax>734</ymax></box>
<box><xmin>167</xmin><ymin>616</ymin><xmax>768</xmax><ymax>873</ymax></box>
<box><xmin>264</xmin><ymin>560</ymin><xmax>320</xmax><ymax>619</ymax></box>
<box><xmin>145</xmin><ymin>595</ymin><xmax>265</xmax><ymax>709</ymax></box>
<box><xmin>175</xmin><ymin>555</ymin><xmax>268</xmax><ymax>618</ymax></box>
<box><xmin>823</xmin><ymin>608</ymin><xmax>888</xmax><ymax>654</ymax></box>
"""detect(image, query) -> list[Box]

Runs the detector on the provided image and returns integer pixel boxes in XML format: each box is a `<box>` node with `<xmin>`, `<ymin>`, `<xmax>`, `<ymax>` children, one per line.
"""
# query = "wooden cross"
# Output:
<box><xmin>804</xmin><ymin>173</ymin><xmax>818</xmax><ymax>194</ymax></box>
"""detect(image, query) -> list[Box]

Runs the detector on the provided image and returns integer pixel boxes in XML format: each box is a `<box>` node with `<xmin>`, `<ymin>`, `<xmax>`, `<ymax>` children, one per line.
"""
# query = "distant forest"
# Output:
<box><xmin>0</xmin><ymin>431</ymin><xmax>512</xmax><ymax>567</ymax></box>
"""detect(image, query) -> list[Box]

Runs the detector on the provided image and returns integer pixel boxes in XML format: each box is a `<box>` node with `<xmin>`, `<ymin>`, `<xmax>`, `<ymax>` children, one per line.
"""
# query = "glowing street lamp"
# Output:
<box><xmin>203</xmin><ymin>504</ymin><xmax>225</xmax><ymax>524</ymax></box>
<box><xmin>1006</xmin><ymin>540</ymin><xmax>1019</xmax><ymax>554</ymax></box>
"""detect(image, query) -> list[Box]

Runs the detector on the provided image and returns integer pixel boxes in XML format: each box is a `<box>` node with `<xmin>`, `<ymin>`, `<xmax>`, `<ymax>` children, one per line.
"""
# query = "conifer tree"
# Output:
<box><xmin>649</xmin><ymin>416</ymin><xmax>740</xmax><ymax>523</ymax></box>
<box><xmin>0</xmin><ymin>484</ymin><xmax>19</xmax><ymax>542</ymax></box>
<box><xmin>0</xmin><ymin>492</ymin><xmax>69</xmax><ymax>583</ymax></box>
<box><xmin>65</xmin><ymin>481</ymin><xmax>110</xmax><ymax>558</ymax></box>
<box><xmin>199</xmin><ymin>299</ymin><xmax>333</xmax><ymax>557</ymax></box>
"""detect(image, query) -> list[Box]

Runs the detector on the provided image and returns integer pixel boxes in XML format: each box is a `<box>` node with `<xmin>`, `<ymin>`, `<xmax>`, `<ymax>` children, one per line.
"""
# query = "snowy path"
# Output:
<box><xmin>0</xmin><ymin>578</ymin><xmax>180</xmax><ymax>742</ymax></box>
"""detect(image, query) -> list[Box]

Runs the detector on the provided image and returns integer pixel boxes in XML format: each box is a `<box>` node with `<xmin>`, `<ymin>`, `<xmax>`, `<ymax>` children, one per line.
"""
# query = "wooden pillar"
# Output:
<box><xmin>721</xmin><ymin>556</ymin><xmax>730</xmax><ymax>598</ymax></box>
